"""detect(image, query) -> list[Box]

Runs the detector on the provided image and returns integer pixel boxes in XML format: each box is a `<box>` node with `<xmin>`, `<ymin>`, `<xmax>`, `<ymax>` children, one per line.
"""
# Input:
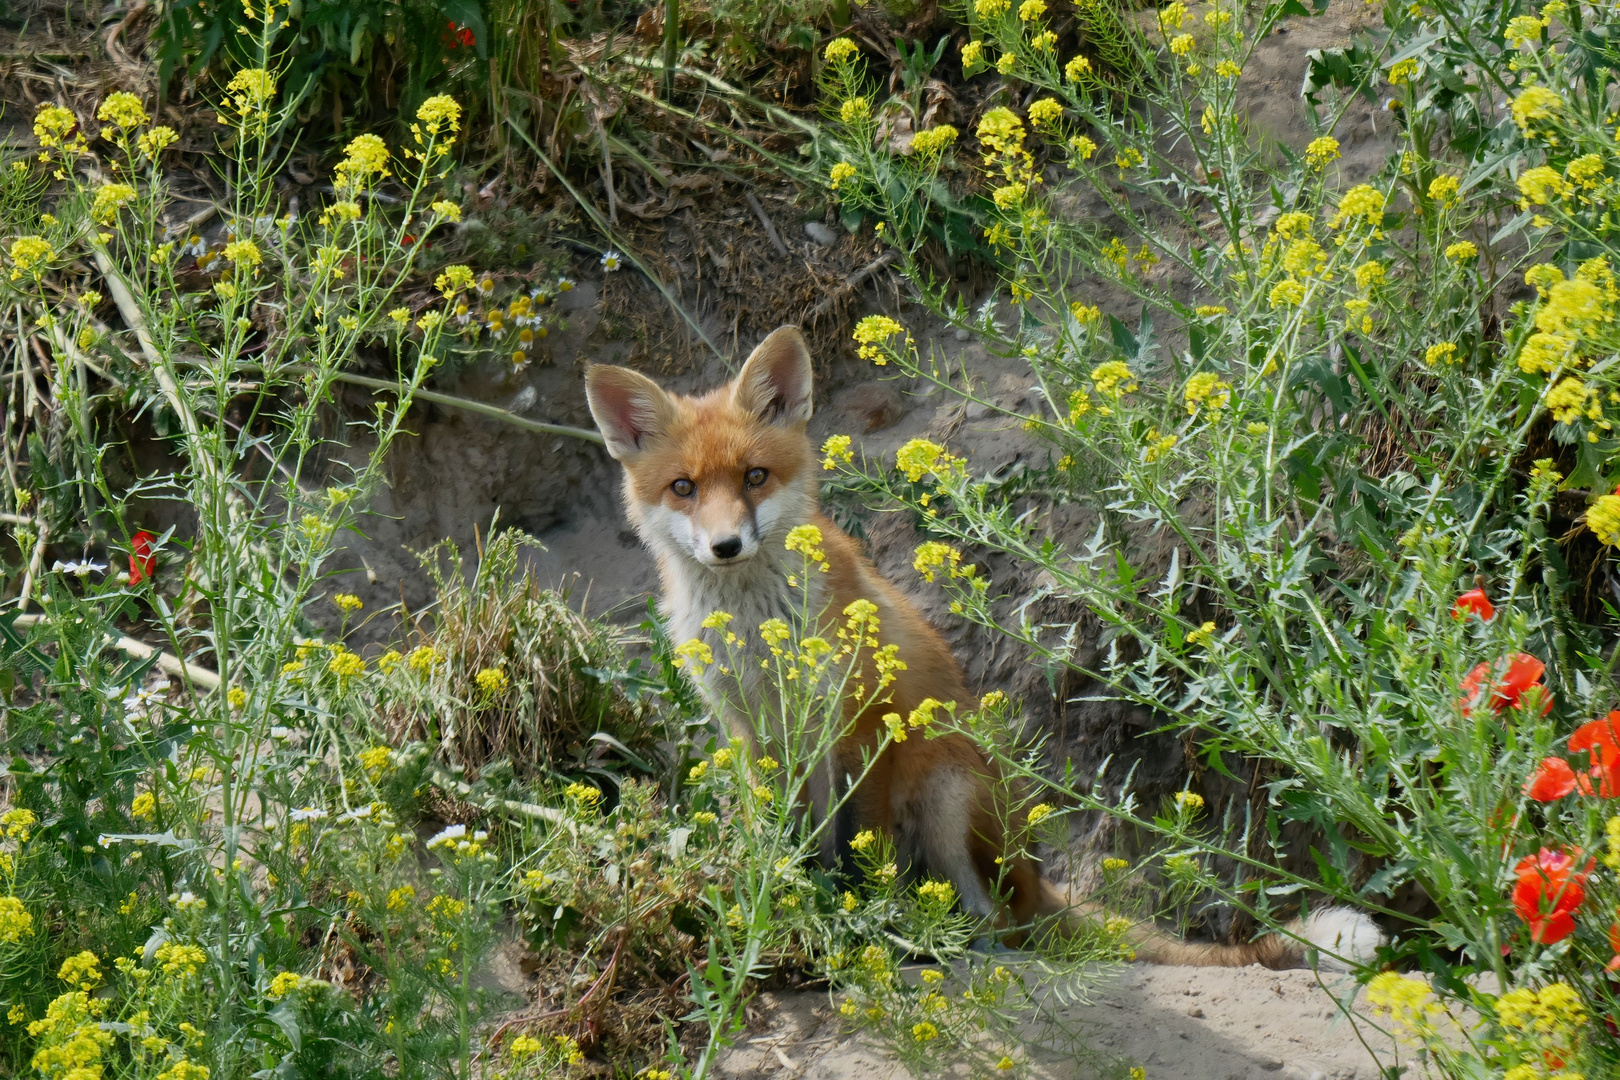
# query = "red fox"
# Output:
<box><xmin>585</xmin><ymin>325</ymin><xmax>1380</xmax><ymax>968</ymax></box>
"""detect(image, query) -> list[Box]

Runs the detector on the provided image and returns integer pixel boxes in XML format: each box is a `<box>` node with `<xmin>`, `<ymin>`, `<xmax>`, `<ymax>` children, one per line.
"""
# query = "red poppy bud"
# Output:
<box><xmin>129</xmin><ymin>530</ymin><xmax>156</xmax><ymax>585</ymax></box>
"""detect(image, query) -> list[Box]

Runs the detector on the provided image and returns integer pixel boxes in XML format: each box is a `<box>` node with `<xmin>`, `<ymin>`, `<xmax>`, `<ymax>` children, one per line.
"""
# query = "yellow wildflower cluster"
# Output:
<box><xmin>853</xmin><ymin>314</ymin><xmax>907</xmax><ymax>363</ymax></box>
<box><xmin>475</xmin><ymin>667</ymin><xmax>509</xmax><ymax>694</ymax></box>
<box><xmin>914</xmin><ymin>541</ymin><xmax>975</xmax><ymax>583</ymax></box>
<box><xmin>1091</xmin><ymin>361</ymin><xmax>1137</xmax><ymax>397</ymax></box>
<box><xmin>825</xmin><ymin>37</ymin><xmax>860</xmax><ymax>63</ymax></box>
<box><xmin>1511</xmin><ymin>85</ymin><xmax>1562</xmax><ymax>137</ymax></box>
<box><xmin>1184</xmin><ymin>371</ymin><xmax>1232</xmax><ymax>414</ymax></box>
<box><xmin>9</xmin><ymin>236</ymin><xmax>52</xmax><ymax>281</ymax></box>
<box><xmin>1366</xmin><ymin>972</ymin><xmax>1442</xmax><ymax>1042</ymax></box>
<box><xmin>911</xmin><ymin>125</ymin><xmax>959</xmax><ymax>156</ymax></box>
<box><xmin>895</xmin><ymin>438</ymin><xmax>962</xmax><ymax>483</ymax></box>
<box><xmin>1330</xmin><ymin>184</ymin><xmax>1386</xmax><ymax>230</ymax></box>
<box><xmin>335</xmin><ymin>134</ymin><xmax>390</xmax><ymax>190</ymax></box>
<box><xmin>821</xmin><ymin>434</ymin><xmax>854</xmax><ymax>470</ymax></box>
<box><xmin>33</xmin><ymin>103</ymin><xmax>85</xmax><ymax>156</ymax></box>
<box><xmin>1305</xmin><ymin>136</ymin><xmax>1340</xmax><ymax>168</ymax></box>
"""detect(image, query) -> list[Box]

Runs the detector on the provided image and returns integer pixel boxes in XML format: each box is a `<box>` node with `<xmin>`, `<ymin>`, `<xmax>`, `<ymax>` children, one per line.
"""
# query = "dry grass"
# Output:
<box><xmin>382</xmin><ymin>528</ymin><xmax>654</xmax><ymax>779</ymax></box>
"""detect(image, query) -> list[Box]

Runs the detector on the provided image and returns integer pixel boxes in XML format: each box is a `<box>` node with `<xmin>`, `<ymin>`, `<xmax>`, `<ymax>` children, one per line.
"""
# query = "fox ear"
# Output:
<box><xmin>733</xmin><ymin>326</ymin><xmax>813</xmax><ymax>426</ymax></box>
<box><xmin>585</xmin><ymin>365</ymin><xmax>674</xmax><ymax>460</ymax></box>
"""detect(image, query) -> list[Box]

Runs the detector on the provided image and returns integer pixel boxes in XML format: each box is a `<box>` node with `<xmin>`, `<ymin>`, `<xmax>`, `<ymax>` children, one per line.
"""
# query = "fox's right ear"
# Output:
<box><xmin>585</xmin><ymin>365</ymin><xmax>674</xmax><ymax>461</ymax></box>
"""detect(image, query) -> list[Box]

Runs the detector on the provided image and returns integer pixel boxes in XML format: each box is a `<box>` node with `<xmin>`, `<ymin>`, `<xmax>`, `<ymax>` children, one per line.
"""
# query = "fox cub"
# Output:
<box><xmin>585</xmin><ymin>325</ymin><xmax>1379</xmax><ymax>968</ymax></box>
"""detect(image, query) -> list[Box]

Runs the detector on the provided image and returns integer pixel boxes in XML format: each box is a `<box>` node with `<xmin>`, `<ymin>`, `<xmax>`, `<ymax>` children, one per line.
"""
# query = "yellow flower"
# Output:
<box><xmin>853</xmin><ymin>314</ymin><xmax>906</xmax><ymax>362</ymax></box>
<box><xmin>1091</xmin><ymin>360</ymin><xmax>1137</xmax><ymax>397</ymax></box>
<box><xmin>1027</xmin><ymin>99</ymin><xmax>1063</xmax><ymax>129</ymax></box>
<box><xmin>564</xmin><ymin>782</ymin><xmax>602</xmax><ymax>807</ymax></box>
<box><xmin>332</xmin><ymin>593</ymin><xmax>363</xmax><ymax>613</ymax></box>
<box><xmin>221</xmin><ymin>239</ymin><xmax>262</xmax><ymax>268</ymax></box>
<box><xmin>913</xmin><ymin>541</ymin><xmax>965</xmax><ymax>583</ymax></box>
<box><xmin>131</xmin><ymin>791</ymin><xmax>157</xmax><ymax>820</ymax></box>
<box><xmin>1330</xmin><ymin>185</ymin><xmax>1385</xmax><ymax>229</ymax></box>
<box><xmin>475</xmin><ymin>667</ymin><xmax>509</xmax><ymax>694</ymax></box>
<box><xmin>975</xmin><ymin>0</ymin><xmax>1010</xmax><ymax>14</ymax></box>
<box><xmin>1187</xmin><ymin>621</ymin><xmax>1217</xmax><ymax>645</ymax></box>
<box><xmin>335</xmin><ymin>133</ymin><xmax>390</xmax><ymax>189</ymax></box>
<box><xmin>895</xmin><ymin>438</ymin><xmax>952</xmax><ymax>482</ymax></box>
<box><xmin>912</xmin><ymin>1021</ymin><xmax>940</xmax><ymax>1042</ymax></box>
<box><xmin>1159</xmin><ymin>1</ymin><xmax>1189</xmax><ymax>27</ymax></box>
<box><xmin>1026</xmin><ymin>803</ymin><xmax>1054</xmax><ymax>825</ymax></box>
<box><xmin>156</xmin><ymin>941</ymin><xmax>208</xmax><ymax>977</ymax></box>
<box><xmin>57</xmin><ymin>951</ymin><xmax>102</xmax><ymax>989</ymax></box>
<box><xmin>785</xmin><ymin>524</ymin><xmax>826</xmax><ymax>562</ymax></box>
<box><xmin>1102</xmin><ymin>857</ymin><xmax>1129</xmax><ymax>871</ymax></box>
<box><xmin>1215</xmin><ymin>59</ymin><xmax>1241</xmax><ymax>78</ymax></box>
<box><xmin>1143</xmin><ymin>428</ymin><xmax>1178</xmax><ymax>462</ymax></box>
<box><xmin>1305</xmin><ymin>136</ymin><xmax>1340</xmax><ymax>168</ymax></box>
<box><xmin>1588</xmin><ymin>494</ymin><xmax>1620</xmax><ymax>546</ymax></box>
<box><xmin>1546</xmin><ymin>376</ymin><xmax>1596</xmax><ymax>424</ymax></box>
<box><xmin>1506</xmin><ymin>14</ymin><xmax>1546</xmax><ymax>47</ymax></box>
<box><xmin>821</xmin><ymin>434</ymin><xmax>854</xmax><ymax>470</ymax></box>
<box><xmin>1428</xmin><ymin>174</ymin><xmax>1461</xmax><ymax>207</ymax></box>
<box><xmin>850</xmin><ymin>829</ymin><xmax>876</xmax><ymax>852</ymax></box>
<box><xmin>430</xmin><ymin>200</ymin><xmax>462</xmax><ymax>222</ymax></box>
<box><xmin>435</xmin><ymin>264</ymin><xmax>475</xmax><ymax>296</ymax></box>
<box><xmin>840</xmin><ymin>97</ymin><xmax>871</xmax><ymax>124</ymax></box>
<box><xmin>1537</xmin><ymin>276</ymin><xmax>1607</xmax><ymax>333</ymax></box>
<box><xmin>1387</xmin><ymin>57</ymin><xmax>1419</xmax><ymax>84</ymax></box>
<box><xmin>1445</xmin><ymin>240</ymin><xmax>1478</xmax><ymax>263</ymax></box>
<box><xmin>416</xmin><ymin>94</ymin><xmax>462</xmax><ymax>137</ymax></box>
<box><xmin>1518</xmin><ymin>164</ymin><xmax>1570</xmax><ymax>205</ymax></box>
<box><xmin>1511</xmin><ymin>85</ymin><xmax>1562</xmax><ymax>134</ymax></box>
<box><xmin>407</xmin><ymin>645</ymin><xmax>444</xmax><ymax>672</ymax></box>
<box><xmin>917</xmin><ymin>880</ymin><xmax>956</xmax><ymax>904</ymax></box>
<box><xmin>1169</xmin><ymin>32</ymin><xmax>1194</xmax><ymax>54</ymax></box>
<box><xmin>824</xmin><ymin>37</ymin><xmax>860</xmax><ymax>63</ymax></box>
<box><xmin>961</xmin><ymin>40</ymin><xmax>986</xmax><ymax>72</ymax></box>
<box><xmin>997</xmin><ymin>52</ymin><xmax>1018</xmax><ymax>75</ymax></box>
<box><xmin>1174</xmin><ymin>791</ymin><xmax>1205</xmax><ymax>812</ymax></box>
<box><xmin>673</xmin><ymin>638</ymin><xmax>714</xmax><ymax>671</ymax></box>
<box><xmin>97</xmin><ymin>92</ymin><xmax>149</xmax><ymax>130</ymax></box>
<box><xmin>328</xmin><ymin>650</ymin><xmax>365</xmax><ymax>678</ymax></box>
<box><xmin>1424</xmin><ymin>342</ymin><xmax>1459</xmax><ymax>366</ymax></box>
<box><xmin>33</xmin><ymin>104</ymin><xmax>81</xmax><ymax>150</ymax></box>
<box><xmin>829</xmin><ymin>161</ymin><xmax>857</xmax><ymax>189</ymax></box>
<box><xmin>1065</xmin><ymin>54</ymin><xmax>1093</xmax><ymax>80</ymax></box>
<box><xmin>90</xmin><ymin>183</ymin><xmax>137</xmax><ymax>225</ymax></box>
<box><xmin>0</xmin><ymin>897</ymin><xmax>33</xmax><ymax>943</ymax></box>
<box><xmin>1018</xmin><ymin>0</ymin><xmax>1046</xmax><ymax>17</ymax></box>
<box><xmin>1269</xmin><ymin>278</ymin><xmax>1306</xmax><ymax>307</ymax></box>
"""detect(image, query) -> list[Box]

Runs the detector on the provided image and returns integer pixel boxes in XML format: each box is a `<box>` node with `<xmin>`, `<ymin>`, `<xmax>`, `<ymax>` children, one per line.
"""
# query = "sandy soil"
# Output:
<box><xmin>717</xmin><ymin>964</ymin><xmax>1401</xmax><ymax>1080</ymax></box>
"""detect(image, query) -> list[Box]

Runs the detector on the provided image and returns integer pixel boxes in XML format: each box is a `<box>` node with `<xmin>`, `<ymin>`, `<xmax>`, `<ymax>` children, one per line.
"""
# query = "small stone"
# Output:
<box><xmin>804</xmin><ymin>222</ymin><xmax>839</xmax><ymax>246</ymax></box>
<box><xmin>965</xmin><ymin>401</ymin><xmax>991</xmax><ymax>420</ymax></box>
<box><xmin>1259</xmin><ymin>1059</ymin><xmax>1284</xmax><ymax>1071</ymax></box>
<box><xmin>953</xmin><ymin>327</ymin><xmax>970</xmax><ymax>341</ymax></box>
<box><xmin>1187</xmin><ymin>1005</ymin><xmax>1205</xmax><ymax>1018</ymax></box>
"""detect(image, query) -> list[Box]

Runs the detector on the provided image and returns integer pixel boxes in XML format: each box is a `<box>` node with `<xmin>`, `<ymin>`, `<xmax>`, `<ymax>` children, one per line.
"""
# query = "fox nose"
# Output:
<box><xmin>711</xmin><ymin>536</ymin><xmax>744</xmax><ymax>560</ymax></box>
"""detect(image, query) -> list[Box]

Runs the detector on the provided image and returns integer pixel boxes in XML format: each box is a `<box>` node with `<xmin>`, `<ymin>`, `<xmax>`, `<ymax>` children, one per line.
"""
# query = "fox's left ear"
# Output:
<box><xmin>732</xmin><ymin>326</ymin><xmax>813</xmax><ymax>426</ymax></box>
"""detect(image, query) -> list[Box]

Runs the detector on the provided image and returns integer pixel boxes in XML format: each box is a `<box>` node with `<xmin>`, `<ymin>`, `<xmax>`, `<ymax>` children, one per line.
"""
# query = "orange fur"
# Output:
<box><xmin>584</xmin><ymin>326</ymin><xmax>1380</xmax><ymax>968</ymax></box>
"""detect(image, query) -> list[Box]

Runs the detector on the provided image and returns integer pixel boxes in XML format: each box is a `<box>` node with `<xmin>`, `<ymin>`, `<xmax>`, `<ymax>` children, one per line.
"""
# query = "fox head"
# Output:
<box><xmin>585</xmin><ymin>326</ymin><xmax>818</xmax><ymax>570</ymax></box>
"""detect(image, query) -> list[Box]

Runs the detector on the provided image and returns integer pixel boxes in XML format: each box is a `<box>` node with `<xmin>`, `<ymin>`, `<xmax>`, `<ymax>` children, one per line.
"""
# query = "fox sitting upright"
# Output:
<box><xmin>585</xmin><ymin>325</ymin><xmax>1380</xmax><ymax>968</ymax></box>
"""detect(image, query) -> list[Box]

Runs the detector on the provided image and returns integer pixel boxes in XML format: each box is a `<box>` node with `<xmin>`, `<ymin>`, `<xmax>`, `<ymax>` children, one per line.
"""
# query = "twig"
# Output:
<box><xmin>744</xmin><ymin>191</ymin><xmax>788</xmax><ymax>257</ymax></box>
<box><xmin>16</xmin><ymin>521</ymin><xmax>47</xmax><ymax>613</ymax></box>
<box><xmin>426</xmin><ymin>766</ymin><xmax>564</xmax><ymax>825</ymax></box>
<box><xmin>10</xmin><ymin>612</ymin><xmax>222</xmax><ymax>690</ymax></box>
<box><xmin>284</xmin><ymin>367</ymin><xmax>606</xmax><ymax>446</ymax></box>
<box><xmin>808</xmin><ymin>250</ymin><xmax>900</xmax><ymax>319</ymax></box>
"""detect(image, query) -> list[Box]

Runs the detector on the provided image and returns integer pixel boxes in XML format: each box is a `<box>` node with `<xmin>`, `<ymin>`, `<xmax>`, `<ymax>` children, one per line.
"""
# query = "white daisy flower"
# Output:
<box><xmin>600</xmin><ymin>251</ymin><xmax>623</xmax><ymax>272</ymax></box>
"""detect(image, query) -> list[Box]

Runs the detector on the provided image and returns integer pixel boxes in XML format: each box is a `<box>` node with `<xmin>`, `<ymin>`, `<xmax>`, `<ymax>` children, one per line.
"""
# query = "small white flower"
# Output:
<box><xmin>289</xmin><ymin>807</ymin><xmax>327</xmax><ymax>822</ymax></box>
<box><xmin>53</xmin><ymin>559</ymin><xmax>107</xmax><ymax>577</ymax></box>
<box><xmin>97</xmin><ymin>835</ymin><xmax>114</xmax><ymax>848</ymax></box>
<box><xmin>338</xmin><ymin>806</ymin><xmax>374</xmax><ymax>823</ymax></box>
<box><xmin>270</xmin><ymin>726</ymin><xmax>293</xmax><ymax>740</ymax></box>
<box><xmin>427</xmin><ymin>824</ymin><xmax>467</xmax><ymax>849</ymax></box>
<box><xmin>473</xmin><ymin>830</ymin><xmax>489</xmax><ymax>842</ymax></box>
<box><xmin>600</xmin><ymin>251</ymin><xmax>623</xmax><ymax>272</ymax></box>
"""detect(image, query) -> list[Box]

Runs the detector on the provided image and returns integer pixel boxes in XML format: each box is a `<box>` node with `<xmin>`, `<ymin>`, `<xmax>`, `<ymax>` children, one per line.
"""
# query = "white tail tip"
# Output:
<box><xmin>1298</xmin><ymin>907</ymin><xmax>1383</xmax><ymax>971</ymax></box>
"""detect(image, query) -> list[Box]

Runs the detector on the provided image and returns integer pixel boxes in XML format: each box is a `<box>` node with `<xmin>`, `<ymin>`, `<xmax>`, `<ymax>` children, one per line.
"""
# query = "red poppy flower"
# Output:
<box><xmin>402</xmin><ymin>234</ymin><xmax>416</xmax><ymax>245</ymax></box>
<box><xmin>1452</xmin><ymin>588</ymin><xmax>1495</xmax><ymax>621</ymax></box>
<box><xmin>1524</xmin><ymin>757</ymin><xmax>1578</xmax><ymax>801</ymax></box>
<box><xmin>1460</xmin><ymin>653</ymin><xmax>1552</xmax><ymax>716</ymax></box>
<box><xmin>444</xmin><ymin>21</ymin><xmax>475</xmax><ymax>48</ymax></box>
<box><xmin>1608</xmin><ymin>918</ymin><xmax>1620</xmax><ymax>972</ymax></box>
<box><xmin>1570</xmin><ymin>713</ymin><xmax>1620</xmax><ymax>797</ymax></box>
<box><xmin>1512</xmin><ymin>847</ymin><xmax>1590</xmax><ymax>944</ymax></box>
<box><xmin>129</xmin><ymin>530</ymin><xmax>156</xmax><ymax>585</ymax></box>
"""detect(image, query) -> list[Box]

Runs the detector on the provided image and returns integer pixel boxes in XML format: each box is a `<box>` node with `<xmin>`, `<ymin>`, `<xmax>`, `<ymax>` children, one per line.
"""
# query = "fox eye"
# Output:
<box><xmin>744</xmin><ymin>467</ymin><xmax>768</xmax><ymax>487</ymax></box>
<box><xmin>671</xmin><ymin>478</ymin><xmax>696</xmax><ymax>498</ymax></box>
